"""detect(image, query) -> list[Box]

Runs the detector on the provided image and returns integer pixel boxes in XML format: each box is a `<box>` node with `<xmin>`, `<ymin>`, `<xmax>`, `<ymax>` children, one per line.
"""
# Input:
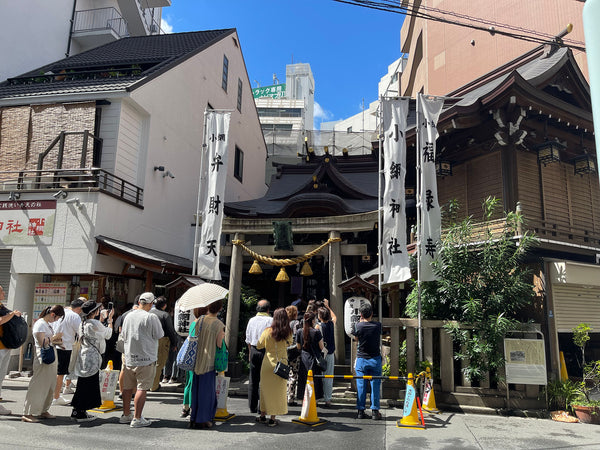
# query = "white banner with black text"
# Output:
<box><xmin>196</xmin><ymin>111</ymin><xmax>231</xmax><ymax>280</ymax></box>
<box><xmin>382</xmin><ymin>98</ymin><xmax>411</xmax><ymax>284</ymax></box>
<box><xmin>418</xmin><ymin>94</ymin><xmax>444</xmax><ymax>281</ymax></box>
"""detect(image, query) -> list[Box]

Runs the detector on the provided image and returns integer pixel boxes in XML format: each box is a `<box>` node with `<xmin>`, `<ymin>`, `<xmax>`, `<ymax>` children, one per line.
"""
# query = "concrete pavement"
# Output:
<box><xmin>1</xmin><ymin>376</ymin><xmax>600</xmax><ymax>449</ymax></box>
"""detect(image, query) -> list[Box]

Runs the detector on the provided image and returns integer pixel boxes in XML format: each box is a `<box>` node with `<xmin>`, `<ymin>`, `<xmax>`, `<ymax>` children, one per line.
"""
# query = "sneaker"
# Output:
<box><xmin>0</xmin><ymin>404</ymin><xmax>11</xmax><ymax>415</ymax></box>
<box><xmin>130</xmin><ymin>416</ymin><xmax>152</xmax><ymax>428</ymax></box>
<box><xmin>52</xmin><ymin>396</ymin><xmax>69</xmax><ymax>406</ymax></box>
<box><xmin>119</xmin><ymin>413</ymin><xmax>133</xmax><ymax>424</ymax></box>
<box><xmin>62</xmin><ymin>386</ymin><xmax>75</xmax><ymax>395</ymax></box>
<box><xmin>372</xmin><ymin>410</ymin><xmax>383</xmax><ymax>421</ymax></box>
<box><xmin>357</xmin><ymin>410</ymin><xmax>370</xmax><ymax>419</ymax></box>
<box><xmin>74</xmin><ymin>412</ymin><xmax>96</xmax><ymax>423</ymax></box>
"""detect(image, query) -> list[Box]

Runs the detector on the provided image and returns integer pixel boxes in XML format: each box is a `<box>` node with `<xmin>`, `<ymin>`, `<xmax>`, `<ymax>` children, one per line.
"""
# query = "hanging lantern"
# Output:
<box><xmin>300</xmin><ymin>261</ymin><xmax>313</xmax><ymax>276</ymax></box>
<box><xmin>275</xmin><ymin>267</ymin><xmax>290</xmax><ymax>283</ymax></box>
<box><xmin>249</xmin><ymin>260</ymin><xmax>262</xmax><ymax>275</ymax></box>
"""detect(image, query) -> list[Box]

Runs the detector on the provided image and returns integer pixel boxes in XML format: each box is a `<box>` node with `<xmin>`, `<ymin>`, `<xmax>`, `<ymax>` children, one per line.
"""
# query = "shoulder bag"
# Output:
<box><xmin>214</xmin><ymin>338</ymin><xmax>228</xmax><ymax>372</ymax></box>
<box><xmin>0</xmin><ymin>305</ymin><xmax>28</xmax><ymax>349</ymax></box>
<box><xmin>273</xmin><ymin>339</ymin><xmax>290</xmax><ymax>379</ymax></box>
<box><xmin>40</xmin><ymin>337</ymin><xmax>56</xmax><ymax>365</ymax></box>
<box><xmin>68</xmin><ymin>336</ymin><xmax>81</xmax><ymax>374</ymax></box>
<box><xmin>177</xmin><ymin>316</ymin><xmax>204</xmax><ymax>372</ymax></box>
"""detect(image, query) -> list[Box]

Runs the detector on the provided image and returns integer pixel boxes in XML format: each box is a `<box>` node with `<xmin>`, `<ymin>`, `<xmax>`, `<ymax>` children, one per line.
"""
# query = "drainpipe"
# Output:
<box><xmin>66</xmin><ymin>0</ymin><xmax>77</xmax><ymax>57</ymax></box>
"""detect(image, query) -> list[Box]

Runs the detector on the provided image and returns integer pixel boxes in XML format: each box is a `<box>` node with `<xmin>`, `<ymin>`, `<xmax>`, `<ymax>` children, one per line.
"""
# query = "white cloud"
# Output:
<box><xmin>313</xmin><ymin>101</ymin><xmax>333</xmax><ymax>129</ymax></box>
<box><xmin>161</xmin><ymin>18</ymin><xmax>173</xmax><ymax>34</ymax></box>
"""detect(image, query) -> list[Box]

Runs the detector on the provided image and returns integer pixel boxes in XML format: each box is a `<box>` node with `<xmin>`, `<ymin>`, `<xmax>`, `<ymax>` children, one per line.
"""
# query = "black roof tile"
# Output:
<box><xmin>0</xmin><ymin>29</ymin><xmax>235</xmax><ymax>101</ymax></box>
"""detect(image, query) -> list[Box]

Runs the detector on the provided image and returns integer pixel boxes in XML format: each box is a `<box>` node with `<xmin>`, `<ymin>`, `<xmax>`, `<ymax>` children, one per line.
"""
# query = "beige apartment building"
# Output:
<box><xmin>400</xmin><ymin>0</ymin><xmax>587</xmax><ymax>96</ymax></box>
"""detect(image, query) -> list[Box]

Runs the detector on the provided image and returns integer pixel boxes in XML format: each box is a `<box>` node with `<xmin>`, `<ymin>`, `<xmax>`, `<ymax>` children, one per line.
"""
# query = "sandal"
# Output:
<box><xmin>255</xmin><ymin>415</ymin><xmax>267</xmax><ymax>424</ymax></box>
<box><xmin>267</xmin><ymin>418</ymin><xmax>279</xmax><ymax>427</ymax></box>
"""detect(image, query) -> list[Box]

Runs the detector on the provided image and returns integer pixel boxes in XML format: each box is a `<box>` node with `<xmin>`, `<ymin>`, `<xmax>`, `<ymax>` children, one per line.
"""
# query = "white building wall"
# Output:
<box><xmin>97</xmin><ymin>100</ymin><xmax>121</xmax><ymax>172</ymax></box>
<box><xmin>114</xmin><ymin>100</ymin><xmax>146</xmax><ymax>184</ymax></box>
<box><xmin>0</xmin><ymin>0</ymin><xmax>73</xmax><ymax>82</ymax></box>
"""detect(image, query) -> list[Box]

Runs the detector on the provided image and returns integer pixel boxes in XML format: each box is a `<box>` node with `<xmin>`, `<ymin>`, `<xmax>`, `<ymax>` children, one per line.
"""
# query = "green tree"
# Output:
<box><xmin>572</xmin><ymin>323</ymin><xmax>592</xmax><ymax>368</ymax></box>
<box><xmin>407</xmin><ymin>197</ymin><xmax>537</xmax><ymax>382</ymax></box>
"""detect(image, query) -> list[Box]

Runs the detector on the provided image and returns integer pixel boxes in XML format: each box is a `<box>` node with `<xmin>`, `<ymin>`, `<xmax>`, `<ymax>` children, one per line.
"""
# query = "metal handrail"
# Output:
<box><xmin>0</xmin><ymin>168</ymin><xmax>144</xmax><ymax>208</ymax></box>
<box><xmin>73</xmin><ymin>7</ymin><xmax>130</xmax><ymax>38</ymax></box>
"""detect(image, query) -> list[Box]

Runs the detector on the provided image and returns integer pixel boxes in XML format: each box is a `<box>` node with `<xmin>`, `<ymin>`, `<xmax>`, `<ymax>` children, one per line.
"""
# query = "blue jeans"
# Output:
<box><xmin>322</xmin><ymin>352</ymin><xmax>335</xmax><ymax>402</ymax></box>
<box><xmin>355</xmin><ymin>355</ymin><xmax>382</xmax><ymax>411</ymax></box>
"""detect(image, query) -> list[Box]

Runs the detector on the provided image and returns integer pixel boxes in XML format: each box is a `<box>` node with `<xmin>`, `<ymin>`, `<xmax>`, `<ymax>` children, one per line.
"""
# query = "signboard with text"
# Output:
<box><xmin>252</xmin><ymin>83</ymin><xmax>286</xmax><ymax>99</ymax></box>
<box><xmin>0</xmin><ymin>200</ymin><xmax>56</xmax><ymax>245</ymax></box>
<box><xmin>504</xmin><ymin>338</ymin><xmax>547</xmax><ymax>385</ymax></box>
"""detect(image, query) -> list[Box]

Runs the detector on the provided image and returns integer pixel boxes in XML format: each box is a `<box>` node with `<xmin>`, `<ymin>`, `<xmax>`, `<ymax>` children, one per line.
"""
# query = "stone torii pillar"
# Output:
<box><xmin>225</xmin><ymin>232</ymin><xmax>244</xmax><ymax>357</ymax></box>
<box><xmin>328</xmin><ymin>230</ymin><xmax>345</xmax><ymax>364</ymax></box>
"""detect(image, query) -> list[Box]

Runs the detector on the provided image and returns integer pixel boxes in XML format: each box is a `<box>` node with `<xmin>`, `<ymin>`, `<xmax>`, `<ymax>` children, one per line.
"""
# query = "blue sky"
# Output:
<box><xmin>161</xmin><ymin>1</ymin><xmax>405</xmax><ymax>128</ymax></box>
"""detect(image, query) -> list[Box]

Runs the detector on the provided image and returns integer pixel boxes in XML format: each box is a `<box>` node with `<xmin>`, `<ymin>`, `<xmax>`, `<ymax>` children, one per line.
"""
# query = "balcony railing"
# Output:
<box><xmin>0</xmin><ymin>169</ymin><xmax>144</xmax><ymax>208</ymax></box>
<box><xmin>73</xmin><ymin>7</ymin><xmax>130</xmax><ymax>39</ymax></box>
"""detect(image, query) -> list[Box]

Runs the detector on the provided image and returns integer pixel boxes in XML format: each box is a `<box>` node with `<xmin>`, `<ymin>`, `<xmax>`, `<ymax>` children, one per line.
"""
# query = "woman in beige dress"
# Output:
<box><xmin>256</xmin><ymin>308</ymin><xmax>292</xmax><ymax>427</ymax></box>
<box><xmin>22</xmin><ymin>305</ymin><xmax>65</xmax><ymax>422</ymax></box>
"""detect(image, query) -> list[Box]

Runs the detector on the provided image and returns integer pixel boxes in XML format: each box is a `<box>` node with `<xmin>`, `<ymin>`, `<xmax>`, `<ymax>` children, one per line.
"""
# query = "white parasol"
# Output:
<box><xmin>177</xmin><ymin>283</ymin><xmax>229</xmax><ymax>311</ymax></box>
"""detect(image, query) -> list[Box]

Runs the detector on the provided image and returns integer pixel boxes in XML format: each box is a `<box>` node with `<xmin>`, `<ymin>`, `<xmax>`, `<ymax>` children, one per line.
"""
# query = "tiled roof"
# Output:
<box><xmin>0</xmin><ymin>29</ymin><xmax>235</xmax><ymax>101</ymax></box>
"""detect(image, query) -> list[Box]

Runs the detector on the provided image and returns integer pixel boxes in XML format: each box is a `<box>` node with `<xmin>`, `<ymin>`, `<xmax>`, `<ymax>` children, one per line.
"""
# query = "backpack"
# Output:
<box><xmin>0</xmin><ymin>305</ymin><xmax>28</xmax><ymax>349</ymax></box>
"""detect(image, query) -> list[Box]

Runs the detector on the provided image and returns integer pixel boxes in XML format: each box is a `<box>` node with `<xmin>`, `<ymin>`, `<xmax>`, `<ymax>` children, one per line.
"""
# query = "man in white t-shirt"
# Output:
<box><xmin>51</xmin><ymin>297</ymin><xmax>83</xmax><ymax>406</ymax></box>
<box><xmin>245</xmin><ymin>299</ymin><xmax>272</xmax><ymax>414</ymax></box>
<box><xmin>119</xmin><ymin>292</ymin><xmax>163</xmax><ymax>428</ymax></box>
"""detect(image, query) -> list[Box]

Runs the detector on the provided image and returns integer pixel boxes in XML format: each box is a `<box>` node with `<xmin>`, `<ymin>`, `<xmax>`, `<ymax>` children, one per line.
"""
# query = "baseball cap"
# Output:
<box><xmin>139</xmin><ymin>292</ymin><xmax>155</xmax><ymax>304</ymax></box>
<box><xmin>71</xmin><ymin>297</ymin><xmax>85</xmax><ymax>308</ymax></box>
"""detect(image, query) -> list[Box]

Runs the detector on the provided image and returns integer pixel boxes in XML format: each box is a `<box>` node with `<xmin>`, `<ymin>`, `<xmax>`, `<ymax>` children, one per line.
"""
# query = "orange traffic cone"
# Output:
<box><xmin>397</xmin><ymin>373</ymin><xmax>425</xmax><ymax>429</ymax></box>
<box><xmin>214</xmin><ymin>372</ymin><xmax>235</xmax><ymax>421</ymax></box>
<box><xmin>292</xmin><ymin>370</ymin><xmax>327</xmax><ymax>427</ymax></box>
<box><xmin>560</xmin><ymin>352</ymin><xmax>569</xmax><ymax>382</ymax></box>
<box><xmin>421</xmin><ymin>367</ymin><xmax>440</xmax><ymax>414</ymax></box>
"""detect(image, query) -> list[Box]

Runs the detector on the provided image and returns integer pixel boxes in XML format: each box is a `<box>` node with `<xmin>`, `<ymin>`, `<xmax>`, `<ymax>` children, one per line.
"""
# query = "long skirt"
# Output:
<box><xmin>23</xmin><ymin>353</ymin><xmax>57</xmax><ymax>416</ymax></box>
<box><xmin>71</xmin><ymin>372</ymin><xmax>101</xmax><ymax>412</ymax></box>
<box><xmin>296</xmin><ymin>351</ymin><xmax>323</xmax><ymax>401</ymax></box>
<box><xmin>190</xmin><ymin>371</ymin><xmax>217</xmax><ymax>424</ymax></box>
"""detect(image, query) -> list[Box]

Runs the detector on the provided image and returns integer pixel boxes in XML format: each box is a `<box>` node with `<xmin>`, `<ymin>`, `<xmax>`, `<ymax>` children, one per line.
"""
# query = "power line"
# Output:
<box><xmin>332</xmin><ymin>0</ymin><xmax>586</xmax><ymax>53</ymax></box>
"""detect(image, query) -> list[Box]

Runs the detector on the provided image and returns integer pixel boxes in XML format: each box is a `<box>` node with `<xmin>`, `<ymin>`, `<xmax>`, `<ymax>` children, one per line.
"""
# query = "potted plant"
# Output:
<box><xmin>571</xmin><ymin>360</ymin><xmax>600</xmax><ymax>424</ymax></box>
<box><xmin>546</xmin><ymin>378</ymin><xmax>581</xmax><ymax>422</ymax></box>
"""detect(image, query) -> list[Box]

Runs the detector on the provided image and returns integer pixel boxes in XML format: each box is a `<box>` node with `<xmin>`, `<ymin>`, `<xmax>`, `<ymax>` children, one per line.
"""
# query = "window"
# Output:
<box><xmin>256</xmin><ymin>107</ymin><xmax>302</xmax><ymax>118</ymax></box>
<box><xmin>237</xmin><ymin>78</ymin><xmax>243</xmax><ymax>112</ymax></box>
<box><xmin>234</xmin><ymin>146</ymin><xmax>244</xmax><ymax>182</ymax></box>
<box><xmin>222</xmin><ymin>55</ymin><xmax>229</xmax><ymax>92</ymax></box>
<box><xmin>347</xmin><ymin>126</ymin><xmax>353</xmax><ymax>134</ymax></box>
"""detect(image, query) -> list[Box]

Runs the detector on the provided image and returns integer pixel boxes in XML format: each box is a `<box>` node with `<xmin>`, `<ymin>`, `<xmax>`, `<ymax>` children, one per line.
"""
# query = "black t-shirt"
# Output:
<box><xmin>353</xmin><ymin>320</ymin><xmax>382</xmax><ymax>359</ymax></box>
<box><xmin>295</xmin><ymin>327</ymin><xmax>323</xmax><ymax>357</ymax></box>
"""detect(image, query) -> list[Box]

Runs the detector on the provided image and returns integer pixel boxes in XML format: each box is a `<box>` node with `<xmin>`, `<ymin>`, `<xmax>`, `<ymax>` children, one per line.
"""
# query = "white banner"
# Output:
<box><xmin>0</xmin><ymin>200</ymin><xmax>56</xmax><ymax>245</ymax></box>
<box><xmin>418</xmin><ymin>95</ymin><xmax>444</xmax><ymax>282</ymax></box>
<box><xmin>382</xmin><ymin>98</ymin><xmax>411</xmax><ymax>284</ymax></box>
<box><xmin>196</xmin><ymin>111</ymin><xmax>231</xmax><ymax>280</ymax></box>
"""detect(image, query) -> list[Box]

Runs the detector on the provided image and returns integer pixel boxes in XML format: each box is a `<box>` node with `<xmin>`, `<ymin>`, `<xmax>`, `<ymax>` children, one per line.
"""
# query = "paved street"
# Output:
<box><xmin>2</xmin><ymin>377</ymin><xmax>600</xmax><ymax>449</ymax></box>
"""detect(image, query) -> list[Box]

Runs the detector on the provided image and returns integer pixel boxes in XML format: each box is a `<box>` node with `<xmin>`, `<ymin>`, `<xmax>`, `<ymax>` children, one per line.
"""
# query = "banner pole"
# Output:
<box><xmin>416</xmin><ymin>94</ymin><xmax>423</xmax><ymax>363</ymax></box>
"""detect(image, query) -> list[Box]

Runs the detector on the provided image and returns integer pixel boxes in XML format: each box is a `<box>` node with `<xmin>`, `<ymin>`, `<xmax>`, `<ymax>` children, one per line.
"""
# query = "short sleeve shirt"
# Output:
<box><xmin>353</xmin><ymin>320</ymin><xmax>382</xmax><ymax>359</ymax></box>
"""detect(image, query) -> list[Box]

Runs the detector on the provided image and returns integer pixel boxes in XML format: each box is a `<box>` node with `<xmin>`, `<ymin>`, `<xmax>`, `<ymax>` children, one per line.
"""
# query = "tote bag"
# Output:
<box><xmin>176</xmin><ymin>317</ymin><xmax>203</xmax><ymax>372</ymax></box>
<box><xmin>214</xmin><ymin>339</ymin><xmax>228</xmax><ymax>372</ymax></box>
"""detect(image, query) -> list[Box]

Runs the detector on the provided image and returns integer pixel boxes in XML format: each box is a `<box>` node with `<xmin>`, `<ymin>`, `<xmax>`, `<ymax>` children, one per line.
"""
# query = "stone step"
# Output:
<box><xmin>438</xmin><ymin>391</ymin><xmax>545</xmax><ymax>410</ymax></box>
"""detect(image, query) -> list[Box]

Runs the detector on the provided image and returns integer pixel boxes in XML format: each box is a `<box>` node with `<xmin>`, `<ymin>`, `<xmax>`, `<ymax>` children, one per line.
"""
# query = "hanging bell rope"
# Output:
<box><xmin>232</xmin><ymin>237</ymin><xmax>341</xmax><ymax>267</ymax></box>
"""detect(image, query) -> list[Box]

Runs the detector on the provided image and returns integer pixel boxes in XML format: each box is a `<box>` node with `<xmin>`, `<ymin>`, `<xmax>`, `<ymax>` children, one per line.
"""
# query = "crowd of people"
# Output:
<box><xmin>0</xmin><ymin>284</ymin><xmax>384</xmax><ymax>428</ymax></box>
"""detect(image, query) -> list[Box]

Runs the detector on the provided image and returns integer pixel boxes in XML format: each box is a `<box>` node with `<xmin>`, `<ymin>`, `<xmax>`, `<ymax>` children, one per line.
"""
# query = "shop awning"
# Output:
<box><xmin>96</xmin><ymin>235</ymin><xmax>192</xmax><ymax>274</ymax></box>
